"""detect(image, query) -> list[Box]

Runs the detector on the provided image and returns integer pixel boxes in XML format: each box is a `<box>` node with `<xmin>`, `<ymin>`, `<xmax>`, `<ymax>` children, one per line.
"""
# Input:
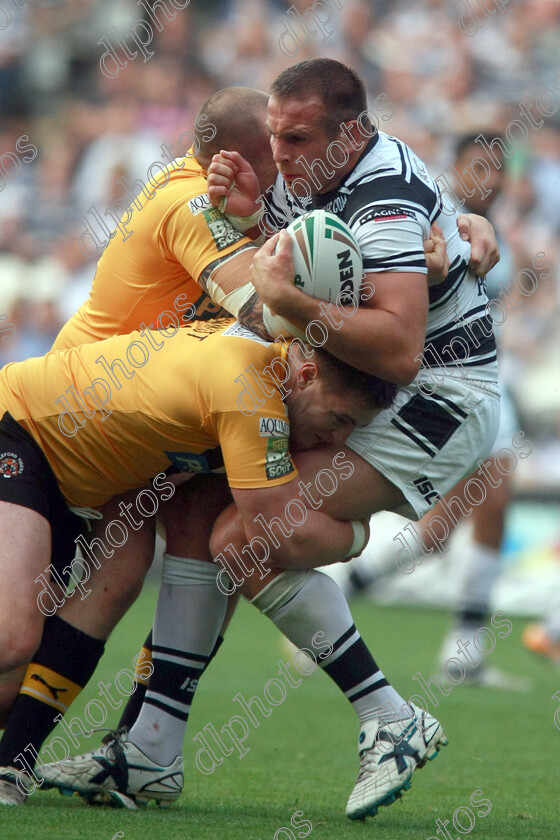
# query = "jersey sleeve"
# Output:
<box><xmin>347</xmin><ymin>183</ymin><xmax>432</xmax><ymax>275</ymax></box>
<box><xmin>161</xmin><ymin>192</ymin><xmax>255</xmax><ymax>283</ymax></box>
<box><xmin>206</xmin><ymin>405</ymin><xmax>298</xmax><ymax>489</ymax></box>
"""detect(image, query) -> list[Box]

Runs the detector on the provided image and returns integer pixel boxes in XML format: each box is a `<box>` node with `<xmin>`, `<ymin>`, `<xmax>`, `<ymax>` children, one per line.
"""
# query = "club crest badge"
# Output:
<box><xmin>0</xmin><ymin>452</ymin><xmax>24</xmax><ymax>478</ymax></box>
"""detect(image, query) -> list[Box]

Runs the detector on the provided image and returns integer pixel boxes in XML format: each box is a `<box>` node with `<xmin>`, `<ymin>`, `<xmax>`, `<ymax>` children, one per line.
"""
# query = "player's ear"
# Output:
<box><xmin>297</xmin><ymin>361</ymin><xmax>319</xmax><ymax>388</ymax></box>
<box><xmin>338</xmin><ymin>119</ymin><xmax>363</xmax><ymax>152</ymax></box>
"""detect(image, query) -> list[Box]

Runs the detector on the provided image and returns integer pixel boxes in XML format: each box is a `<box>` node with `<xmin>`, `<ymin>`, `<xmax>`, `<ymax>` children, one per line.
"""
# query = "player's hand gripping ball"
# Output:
<box><xmin>262</xmin><ymin>210</ymin><xmax>363</xmax><ymax>340</ymax></box>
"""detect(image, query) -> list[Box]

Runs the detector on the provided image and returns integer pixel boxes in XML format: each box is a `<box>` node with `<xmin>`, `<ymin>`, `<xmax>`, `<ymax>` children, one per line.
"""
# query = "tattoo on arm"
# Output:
<box><xmin>238</xmin><ymin>291</ymin><xmax>270</xmax><ymax>340</ymax></box>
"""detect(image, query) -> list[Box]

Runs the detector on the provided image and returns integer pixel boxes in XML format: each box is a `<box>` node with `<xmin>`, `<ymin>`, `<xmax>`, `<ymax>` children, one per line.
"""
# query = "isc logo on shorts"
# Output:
<box><xmin>0</xmin><ymin>452</ymin><xmax>24</xmax><ymax>478</ymax></box>
<box><xmin>413</xmin><ymin>475</ymin><xmax>440</xmax><ymax>505</ymax></box>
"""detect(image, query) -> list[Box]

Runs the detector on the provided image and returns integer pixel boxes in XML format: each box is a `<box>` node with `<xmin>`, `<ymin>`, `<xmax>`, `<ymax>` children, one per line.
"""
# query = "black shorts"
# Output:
<box><xmin>0</xmin><ymin>411</ymin><xmax>82</xmax><ymax>581</ymax></box>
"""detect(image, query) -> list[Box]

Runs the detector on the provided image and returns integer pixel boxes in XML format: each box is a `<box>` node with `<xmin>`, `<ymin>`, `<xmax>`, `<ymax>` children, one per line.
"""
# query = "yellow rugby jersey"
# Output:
<box><xmin>0</xmin><ymin>319</ymin><xmax>296</xmax><ymax>508</ymax></box>
<box><xmin>53</xmin><ymin>150</ymin><xmax>254</xmax><ymax>350</ymax></box>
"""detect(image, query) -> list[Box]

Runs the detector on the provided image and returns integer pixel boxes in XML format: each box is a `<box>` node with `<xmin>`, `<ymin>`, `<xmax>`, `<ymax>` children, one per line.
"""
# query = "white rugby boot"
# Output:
<box><xmin>36</xmin><ymin>728</ymin><xmax>183</xmax><ymax>808</ymax></box>
<box><xmin>0</xmin><ymin>766</ymin><xmax>33</xmax><ymax>805</ymax></box>
<box><xmin>346</xmin><ymin>704</ymin><xmax>448</xmax><ymax>820</ymax></box>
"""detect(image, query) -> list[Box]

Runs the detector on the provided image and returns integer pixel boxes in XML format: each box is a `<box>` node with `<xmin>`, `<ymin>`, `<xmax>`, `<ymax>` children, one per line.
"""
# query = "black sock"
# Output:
<box><xmin>0</xmin><ymin>616</ymin><xmax>104</xmax><ymax>772</ymax></box>
<box><xmin>456</xmin><ymin>609</ymin><xmax>486</xmax><ymax>627</ymax></box>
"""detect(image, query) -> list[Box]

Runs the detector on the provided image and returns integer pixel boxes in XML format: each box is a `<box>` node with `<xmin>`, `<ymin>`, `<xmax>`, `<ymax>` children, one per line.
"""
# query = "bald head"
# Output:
<box><xmin>194</xmin><ymin>87</ymin><xmax>270</xmax><ymax>167</ymax></box>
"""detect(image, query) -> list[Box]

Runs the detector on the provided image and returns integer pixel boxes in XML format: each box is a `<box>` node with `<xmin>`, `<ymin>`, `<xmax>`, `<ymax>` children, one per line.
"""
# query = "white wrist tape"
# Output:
<box><xmin>218</xmin><ymin>188</ymin><xmax>264</xmax><ymax>232</ymax></box>
<box><xmin>225</xmin><ymin>208</ymin><xmax>264</xmax><ymax>233</ymax></box>
<box><xmin>204</xmin><ymin>277</ymin><xmax>256</xmax><ymax>319</ymax></box>
<box><xmin>347</xmin><ymin>520</ymin><xmax>367</xmax><ymax>558</ymax></box>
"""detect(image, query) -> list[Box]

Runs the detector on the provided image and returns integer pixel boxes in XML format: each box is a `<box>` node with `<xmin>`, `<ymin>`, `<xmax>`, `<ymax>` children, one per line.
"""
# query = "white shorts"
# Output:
<box><xmin>490</xmin><ymin>379</ymin><xmax>517</xmax><ymax>454</ymax></box>
<box><xmin>346</xmin><ymin>370</ymin><xmax>501</xmax><ymax>520</ymax></box>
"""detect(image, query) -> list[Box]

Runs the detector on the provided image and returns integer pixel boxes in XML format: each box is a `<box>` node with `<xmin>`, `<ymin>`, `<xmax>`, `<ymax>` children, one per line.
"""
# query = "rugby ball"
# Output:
<box><xmin>262</xmin><ymin>210</ymin><xmax>363</xmax><ymax>340</ymax></box>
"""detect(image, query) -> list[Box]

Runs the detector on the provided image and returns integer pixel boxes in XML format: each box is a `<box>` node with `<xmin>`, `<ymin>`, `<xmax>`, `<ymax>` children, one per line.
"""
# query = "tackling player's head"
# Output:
<box><xmin>194</xmin><ymin>87</ymin><xmax>277</xmax><ymax>192</ymax></box>
<box><xmin>268</xmin><ymin>59</ymin><xmax>371</xmax><ymax>196</ymax></box>
<box><xmin>284</xmin><ymin>341</ymin><xmax>397</xmax><ymax>450</ymax></box>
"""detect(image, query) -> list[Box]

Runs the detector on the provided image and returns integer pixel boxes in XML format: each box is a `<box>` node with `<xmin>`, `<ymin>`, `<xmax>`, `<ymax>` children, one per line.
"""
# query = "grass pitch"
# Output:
<box><xmin>1</xmin><ymin>584</ymin><xmax>557</xmax><ymax>840</ymax></box>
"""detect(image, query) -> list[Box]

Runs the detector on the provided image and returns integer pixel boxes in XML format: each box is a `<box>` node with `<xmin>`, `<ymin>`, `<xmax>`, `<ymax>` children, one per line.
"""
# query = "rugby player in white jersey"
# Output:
<box><xmin>204</xmin><ymin>59</ymin><xmax>501</xmax><ymax>818</ymax></box>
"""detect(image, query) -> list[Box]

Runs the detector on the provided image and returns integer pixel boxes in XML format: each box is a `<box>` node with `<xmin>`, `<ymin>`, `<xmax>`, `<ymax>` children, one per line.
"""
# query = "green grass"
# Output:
<box><xmin>2</xmin><ymin>586</ymin><xmax>558</xmax><ymax>840</ymax></box>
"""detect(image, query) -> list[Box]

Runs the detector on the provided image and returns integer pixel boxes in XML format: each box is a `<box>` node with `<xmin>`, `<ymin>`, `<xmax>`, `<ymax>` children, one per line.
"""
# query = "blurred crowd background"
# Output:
<box><xmin>1</xmin><ymin>0</ymin><xmax>560</xmax><ymax>487</ymax></box>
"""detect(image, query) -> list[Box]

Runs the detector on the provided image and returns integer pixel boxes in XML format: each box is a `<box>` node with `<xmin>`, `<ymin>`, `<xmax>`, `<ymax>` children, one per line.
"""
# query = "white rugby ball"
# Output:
<box><xmin>262</xmin><ymin>210</ymin><xmax>363</xmax><ymax>341</ymax></box>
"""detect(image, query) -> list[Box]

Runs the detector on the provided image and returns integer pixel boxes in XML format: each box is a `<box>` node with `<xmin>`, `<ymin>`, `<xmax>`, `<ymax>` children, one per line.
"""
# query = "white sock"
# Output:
<box><xmin>454</xmin><ymin>541</ymin><xmax>502</xmax><ymax>621</ymax></box>
<box><xmin>129</xmin><ymin>556</ymin><xmax>227</xmax><ymax>766</ymax></box>
<box><xmin>252</xmin><ymin>570</ymin><xmax>411</xmax><ymax>725</ymax></box>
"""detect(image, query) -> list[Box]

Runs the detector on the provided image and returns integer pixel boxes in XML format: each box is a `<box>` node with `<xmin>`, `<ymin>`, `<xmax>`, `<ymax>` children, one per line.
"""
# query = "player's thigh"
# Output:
<box><xmin>418</xmin><ymin>475</ymin><xmax>470</xmax><ymax>550</ymax></box>
<box><xmin>345</xmin><ymin>375</ymin><xmax>501</xmax><ymax>521</ymax></box>
<box><xmin>161</xmin><ymin>474</ymin><xmax>232</xmax><ymax>560</ymax></box>
<box><xmin>470</xmin><ymin>383</ymin><xmax>518</xmax><ymax>545</ymax></box>
<box><xmin>0</xmin><ymin>502</ymin><xmax>51</xmax><ymax>670</ymax></box>
<box><xmin>471</xmin><ymin>465</ymin><xmax>513</xmax><ymax>549</ymax></box>
<box><xmin>87</xmin><ymin>488</ymin><xmax>157</xmax><ymax>585</ymax></box>
<box><xmin>292</xmin><ymin>447</ymin><xmax>406</xmax><ymax>520</ymax></box>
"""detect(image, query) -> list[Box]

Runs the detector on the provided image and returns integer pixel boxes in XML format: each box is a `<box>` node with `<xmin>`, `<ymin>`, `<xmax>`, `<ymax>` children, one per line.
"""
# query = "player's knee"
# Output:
<box><xmin>0</xmin><ymin>625</ymin><xmax>41</xmax><ymax>673</ymax></box>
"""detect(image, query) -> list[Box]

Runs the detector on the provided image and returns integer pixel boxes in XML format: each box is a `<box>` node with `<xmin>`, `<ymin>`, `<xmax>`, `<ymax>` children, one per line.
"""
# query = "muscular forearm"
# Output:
<box><xmin>261</xmin><ymin>510</ymin><xmax>355</xmax><ymax>570</ymax></box>
<box><xmin>210</xmin><ymin>504</ymin><xmax>356</xmax><ymax>574</ymax></box>
<box><xmin>265</xmin><ymin>284</ymin><xmax>423</xmax><ymax>384</ymax></box>
<box><xmin>238</xmin><ymin>291</ymin><xmax>271</xmax><ymax>340</ymax></box>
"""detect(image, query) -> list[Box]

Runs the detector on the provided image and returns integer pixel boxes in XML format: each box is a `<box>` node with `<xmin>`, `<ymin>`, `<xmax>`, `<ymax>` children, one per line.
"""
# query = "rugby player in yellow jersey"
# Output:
<box><xmin>0</xmin><ymin>316</ymin><xmax>394</xmax><ymax>798</ymax></box>
<box><xmin>0</xmin><ymin>88</ymin><xmax>279</xmax><ymax>793</ymax></box>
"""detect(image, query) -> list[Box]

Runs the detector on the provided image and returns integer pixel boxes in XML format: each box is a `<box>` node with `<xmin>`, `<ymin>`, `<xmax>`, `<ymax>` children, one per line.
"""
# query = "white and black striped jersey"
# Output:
<box><xmin>262</xmin><ymin>132</ymin><xmax>497</xmax><ymax>380</ymax></box>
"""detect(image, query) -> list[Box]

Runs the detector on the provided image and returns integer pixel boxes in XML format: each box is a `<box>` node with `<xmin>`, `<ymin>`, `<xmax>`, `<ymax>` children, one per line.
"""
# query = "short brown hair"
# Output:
<box><xmin>291</xmin><ymin>341</ymin><xmax>397</xmax><ymax>410</ymax></box>
<box><xmin>270</xmin><ymin>59</ymin><xmax>367</xmax><ymax>138</ymax></box>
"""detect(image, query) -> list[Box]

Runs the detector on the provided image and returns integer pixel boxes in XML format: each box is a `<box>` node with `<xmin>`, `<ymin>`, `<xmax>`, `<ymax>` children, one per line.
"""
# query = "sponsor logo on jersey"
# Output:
<box><xmin>321</xmin><ymin>194</ymin><xmax>348</xmax><ymax>215</ymax></box>
<box><xmin>0</xmin><ymin>452</ymin><xmax>23</xmax><ymax>478</ymax></box>
<box><xmin>265</xmin><ymin>436</ymin><xmax>294</xmax><ymax>480</ymax></box>
<box><xmin>202</xmin><ymin>208</ymin><xmax>244</xmax><ymax>250</ymax></box>
<box><xmin>360</xmin><ymin>206</ymin><xmax>417</xmax><ymax>225</ymax></box>
<box><xmin>165</xmin><ymin>448</ymin><xmax>224</xmax><ymax>474</ymax></box>
<box><xmin>259</xmin><ymin>417</ymin><xmax>290</xmax><ymax>437</ymax></box>
<box><xmin>189</xmin><ymin>293</ymin><xmax>229</xmax><ymax>323</ymax></box>
<box><xmin>188</xmin><ymin>193</ymin><xmax>212</xmax><ymax>215</ymax></box>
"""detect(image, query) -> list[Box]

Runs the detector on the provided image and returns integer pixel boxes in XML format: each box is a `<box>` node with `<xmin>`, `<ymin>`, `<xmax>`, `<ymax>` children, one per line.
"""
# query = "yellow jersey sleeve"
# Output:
<box><xmin>206</xmin><ymin>407</ymin><xmax>296</xmax><ymax>490</ymax></box>
<box><xmin>159</xmin><ymin>188</ymin><xmax>255</xmax><ymax>286</ymax></box>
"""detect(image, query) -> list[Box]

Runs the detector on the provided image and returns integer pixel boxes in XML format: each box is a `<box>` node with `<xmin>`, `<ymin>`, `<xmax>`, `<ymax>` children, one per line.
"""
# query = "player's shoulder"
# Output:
<box><xmin>186</xmin><ymin>320</ymin><xmax>286</xmax><ymax>415</ymax></box>
<box><xmin>347</xmin><ymin>132</ymin><xmax>437</xmax><ymax>196</ymax></box>
<box><xmin>148</xmin><ymin>157</ymin><xmax>212</xmax><ymax>214</ymax></box>
<box><xmin>344</xmin><ymin>134</ymin><xmax>439</xmax><ymax>228</ymax></box>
